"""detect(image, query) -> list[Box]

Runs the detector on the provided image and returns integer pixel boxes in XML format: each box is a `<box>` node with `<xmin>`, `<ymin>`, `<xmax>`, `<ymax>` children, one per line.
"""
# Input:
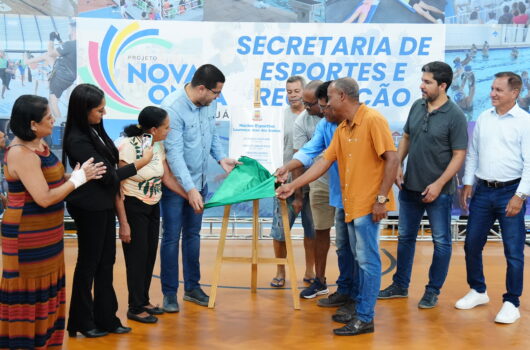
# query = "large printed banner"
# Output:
<box><xmin>77</xmin><ymin>19</ymin><xmax>444</xmax><ymax>173</ymax></box>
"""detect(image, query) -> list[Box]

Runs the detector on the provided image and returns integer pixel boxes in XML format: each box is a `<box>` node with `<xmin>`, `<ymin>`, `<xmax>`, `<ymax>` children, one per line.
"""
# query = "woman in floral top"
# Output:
<box><xmin>118</xmin><ymin>106</ymin><xmax>187</xmax><ymax>324</ymax></box>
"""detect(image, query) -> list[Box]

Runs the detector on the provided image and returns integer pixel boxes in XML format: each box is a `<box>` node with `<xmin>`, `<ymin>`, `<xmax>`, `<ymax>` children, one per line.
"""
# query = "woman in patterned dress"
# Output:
<box><xmin>117</xmin><ymin>106</ymin><xmax>187</xmax><ymax>323</ymax></box>
<box><xmin>0</xmin><ymin>95</ymin><xmax>105</xmax><ymax>349</ymax></box>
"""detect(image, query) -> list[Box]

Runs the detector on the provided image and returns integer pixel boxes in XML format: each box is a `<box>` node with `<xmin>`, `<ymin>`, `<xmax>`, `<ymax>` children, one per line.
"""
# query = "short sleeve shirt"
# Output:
<box><xmin>293</xmin><ymin>113</ymin><xmax>321</xmax><ymax>150</ymax></box>
<box><xmin>403</xmin><ymin>98</ymin><xmax>468</xmax><ymax>194</ymax></box>
<box><xmin>55</xmin><ymin>40</ymin><xmax>76</xmax><ymax>82</ymax></box>
<box><xmin>118</xmin><ymin>137</ymin><xmax>166</xmax><ymax>205</ymax></box>
<box><xmin>293</xmin><ymin>112</ymin><xmax>328</xmax><ymax>185</ymax></box>
<box><xmin>283</xmin><ymin>107</ymin><xmax>306</xmax><ymax>165</ymax></box>
<box><xmin>323</xmin><ymin>104</ymin><xmax>397</xmax><ymax>222</ymax></box>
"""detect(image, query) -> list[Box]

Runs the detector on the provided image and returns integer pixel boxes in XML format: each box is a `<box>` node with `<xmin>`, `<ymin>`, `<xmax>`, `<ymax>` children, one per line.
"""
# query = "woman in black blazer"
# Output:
<box><xmin>63</xmin><ymin>84</ymin><xmax>152</xmax><ymax>338</ymax></box>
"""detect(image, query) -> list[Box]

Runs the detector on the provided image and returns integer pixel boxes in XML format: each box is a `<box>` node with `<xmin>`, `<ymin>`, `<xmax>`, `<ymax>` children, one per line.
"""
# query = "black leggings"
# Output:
<box><xmin>122</xmin><ymin>196</ymin><xmax>160</xmax><ymax>314</ymax></box>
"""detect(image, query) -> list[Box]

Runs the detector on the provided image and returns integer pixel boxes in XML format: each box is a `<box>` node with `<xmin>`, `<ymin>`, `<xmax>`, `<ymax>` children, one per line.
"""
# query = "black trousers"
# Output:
<box><xmin>122</xmin><ymin>196</ymin><xmax>160</xmax><ymax>314</ymax></box>
<box><xmin>67</xmin><ymin>204</ymin><xmax>121</xmax><ymax>332</ymax></box>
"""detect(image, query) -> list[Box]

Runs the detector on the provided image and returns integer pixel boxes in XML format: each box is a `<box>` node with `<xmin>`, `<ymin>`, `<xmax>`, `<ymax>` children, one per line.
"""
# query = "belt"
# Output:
<box><xmin>478</xmin><ymin>178</ymin><xmax>520</xmax><ymax>188</ymax></box>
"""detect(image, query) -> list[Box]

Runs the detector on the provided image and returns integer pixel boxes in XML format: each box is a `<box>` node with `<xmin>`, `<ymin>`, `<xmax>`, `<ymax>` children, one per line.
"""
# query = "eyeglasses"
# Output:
<box><xmin>303</xmin><ymin>101</ymin><xmax>318</xmax><ymax>108</ymax></box>
<box><xmin>319</xmin><ymin>104</ymin><xmax>330</xmax><ymax>111</ymax></box>
<box><xmin>206</xmin><ymin>87</ymin><xmax>222</xmax><ymax>96</ymax></box>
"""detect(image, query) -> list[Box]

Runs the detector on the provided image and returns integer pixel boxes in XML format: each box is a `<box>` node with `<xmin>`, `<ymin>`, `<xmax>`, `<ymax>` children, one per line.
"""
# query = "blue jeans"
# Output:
<box><xmin>346</xmin><ymin>214</ymin><xmax>381</xmax><ymax>322</ymax></box>
<box><xmin>160</xmin><ymin>184</ymin><xmax>206</xmax><ymax>295</ymax></box>
<box><xmin>335</xmin><ymin>208</ymin><xmax>359</xmax><ymax>299</ymax></box>
<box><xmin>270</xmin><ymin>193</ymin><xmax>315</xmax><ymax>241</ymax></box>
<box><xmin>393</xmin><ymin>188</ymin><xmax>453</xmax><ymax>295</ymax></box>
<box><xmin>465</xmin><ymin>181</ymin><xmax>526</xmax><ymax>307</ymax></box>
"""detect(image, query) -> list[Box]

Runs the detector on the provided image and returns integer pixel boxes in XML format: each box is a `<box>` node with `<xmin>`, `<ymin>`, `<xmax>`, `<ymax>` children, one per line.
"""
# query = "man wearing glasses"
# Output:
<box><xmin>270</xmin><ymin>75</ymin><xmax>316</xmax><ymax>289</ymax></box>
<box><xmin>160</xmin><ymin>64</ymin><xmax>239</xmax><ymax>312</ymax></box>
<box><xmin>289</xmin><ymin>80</ymin><xmax>336</xmax><ymax>299</ymax></box>
<box><xmin>378</xmin><ymin>61</ymin><xmax>468</xmax><ymax>309</ymax></box>
<box><xmin>276</xmin><ymin>81</ymin><xmax>361</xmax><ymax>321</ymax></box>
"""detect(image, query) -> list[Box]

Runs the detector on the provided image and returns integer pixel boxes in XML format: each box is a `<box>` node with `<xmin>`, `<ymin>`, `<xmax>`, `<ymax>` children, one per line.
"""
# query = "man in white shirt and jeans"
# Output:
<box><xmin>456</xmin><ymin>71</ymin><xmax>530</xmax><ymax>324</ymax></box>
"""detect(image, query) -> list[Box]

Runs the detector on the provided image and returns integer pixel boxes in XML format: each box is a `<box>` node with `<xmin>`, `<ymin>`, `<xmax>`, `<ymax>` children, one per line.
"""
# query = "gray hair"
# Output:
<box><xmin>333</xmin><ymin>78</ymin><xmax>359</xmax><ymax>100</ymax></box>
<box><xmin>304</xmin><ymin>80</ymin><xmax>323</xmax><ymax>92</ymax></box>
<box><xmin>286</xmin><ymin>75</ymin><xmax>306</xmax><ymax>87</ymax></box>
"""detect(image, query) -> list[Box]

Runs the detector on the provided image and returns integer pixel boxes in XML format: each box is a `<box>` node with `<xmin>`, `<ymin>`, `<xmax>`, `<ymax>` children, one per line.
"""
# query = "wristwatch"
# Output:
<box><xmin>376</xmin><ymin>195</ymin><xmax>389</xmax><ymax>204</ymax></box>
<box><xmin>515</xmin><ymin>192</ymin><xmax>528</xmax><ymax>201</ymax></box>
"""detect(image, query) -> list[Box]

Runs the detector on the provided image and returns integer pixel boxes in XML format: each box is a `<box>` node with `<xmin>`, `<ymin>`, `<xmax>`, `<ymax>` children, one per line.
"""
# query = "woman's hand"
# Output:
<box><xmin>119</xmin><ymin>222</ymin><xmax>131</xmax><ymax>243</ymax></box>
<box><xmin>81</xmin><ymin>157</ymin><xmax>107</xmax><ymax>181</ymax></box>
<box><xmin>68</xmin><ymin>157</ymin><xmax>106</xmax><ymax>188</ymax></box>
<box><xmin>134</xmin><ymin>146</ymin><xmax>154</xmax><ymax>170</ymax></box>
<box><xmin>143</xmin><ymin>146</ymin><xmax>154</xmax><ymax>162</ymax></box>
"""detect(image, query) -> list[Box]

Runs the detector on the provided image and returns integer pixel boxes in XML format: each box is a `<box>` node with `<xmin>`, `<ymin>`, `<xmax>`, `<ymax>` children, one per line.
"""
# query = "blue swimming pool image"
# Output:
<box><xmin>265</xmin><ymin>0</ymin><xmax>325</xmax><ymax>22</ymax></box>
<box><xmin>445</xmin><ymin>47</ymin><xmax>530</xmax><ymax>121</ymax></box>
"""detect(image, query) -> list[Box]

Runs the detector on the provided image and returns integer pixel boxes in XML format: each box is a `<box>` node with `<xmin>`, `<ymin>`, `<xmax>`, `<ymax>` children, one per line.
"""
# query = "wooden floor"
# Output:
<box><xmin>57</xmin><ymin>239</ymin><xmax>530</xmax><ymax>349</ymax></box>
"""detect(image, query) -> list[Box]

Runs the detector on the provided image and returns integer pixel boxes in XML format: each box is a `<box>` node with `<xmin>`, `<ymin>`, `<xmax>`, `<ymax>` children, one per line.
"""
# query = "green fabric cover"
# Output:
<box><xmin>204</xmin><ymin>156</ymin><xmax>277</xmax><ymax>209</ymax></box>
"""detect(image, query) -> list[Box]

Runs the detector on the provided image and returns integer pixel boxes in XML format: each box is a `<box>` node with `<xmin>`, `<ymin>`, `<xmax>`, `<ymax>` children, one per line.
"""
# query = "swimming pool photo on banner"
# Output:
<box><xmin>445</xmin><ymin>24</ymin><xmax>530</xmax><ymax>122</ymax></box>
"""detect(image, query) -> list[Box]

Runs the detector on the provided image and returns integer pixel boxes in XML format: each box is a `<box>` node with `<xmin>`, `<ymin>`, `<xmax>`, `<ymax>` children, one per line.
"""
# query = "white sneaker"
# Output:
<box><xmin>495</xmin><ymin>302</ymin><xmax>520</xmax><ymax>324</ymax></box>
<box><xmin>455</xmin><ymin>289</ymin><xmax>490</xmax><ymax>310</ymax></box>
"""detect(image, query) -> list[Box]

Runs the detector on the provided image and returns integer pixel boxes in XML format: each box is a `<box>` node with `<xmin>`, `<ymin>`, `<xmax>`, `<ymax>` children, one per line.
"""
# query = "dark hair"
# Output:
<box><xmin>190</xmin><ymin>64</ymin><xmax>225</xmax><ymax>90</ymax></box>
<box><xmin>123</xmin><ymin>106</ymin><xmax>168</xmax><ymax>137</ymax></box>
<box><xmin>9</xmin><ymin>95</ymin><xmax>48</xmax><ymax>141</ymax></box>
<box><xmin>504</xmin><ymin>5</ymin><xmax>510</xmax><ymax>13</ymax></box>
<box><xmin>62</xmin><ymin>84</ymin><xmax>118</xmax><ymax>167</ymax></box>
<box><xmin>519</xmin><ymin>2</ymin><xmax>526</xmax><ymax>13</ymax></box>
<box><xmin>494</xmin><ymin>71</ymin><xmax>522</xmax><ymax>94</ymax></box>
<box><xmin>470</xmin><ymin>11</ymin><xmax>478</xmax><ymax>20</ymax></box>
<box><xmin>422</xmin><ymin>61</ymin><xmax>453</xmax><ymax>91</ymax></box>
<box><xmin>488</xmin><ymin>11</ymin><xmax>495</xmax><ymax>20</ymax></box>
<box><xmin>514</xmin><ymin>10</ymin><xmax>520</xmax><ymax>16</ymax></box>
<box><xmin>315</xmin><ymin>81</ymin><xmax>332</xmax><ymax>101</ymax></box>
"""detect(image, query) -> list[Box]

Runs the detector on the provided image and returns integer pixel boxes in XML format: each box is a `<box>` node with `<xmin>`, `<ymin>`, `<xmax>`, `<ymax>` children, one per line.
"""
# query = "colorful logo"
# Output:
<box><xmin>79</xmin><ymin>22</ymin><xmax>172</xmax><ymax>116</ymax></box>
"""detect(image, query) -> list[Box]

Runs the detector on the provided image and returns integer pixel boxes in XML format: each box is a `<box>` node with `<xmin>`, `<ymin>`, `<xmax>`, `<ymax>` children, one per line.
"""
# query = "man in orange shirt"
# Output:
<box><xmin>277</xmin><ymin>77</ymin><xmax>398</xmax><ymax>336</ymax></box>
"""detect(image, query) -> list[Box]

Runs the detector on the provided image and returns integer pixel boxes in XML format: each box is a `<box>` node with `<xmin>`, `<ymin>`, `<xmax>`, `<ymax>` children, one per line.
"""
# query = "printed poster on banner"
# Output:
<box><xmin>77</xmin><ymin>18</ymin><xmax>444</xmax><ymax>128</ymax></box>
<box><xmin>229</xmin><ymin>105</ymin><xmax>284</xmax><ymax>173</ymax></box>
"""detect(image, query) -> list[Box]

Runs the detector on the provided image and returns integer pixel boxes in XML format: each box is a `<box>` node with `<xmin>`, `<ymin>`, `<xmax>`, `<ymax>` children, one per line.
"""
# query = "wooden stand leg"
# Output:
<box><xmin>251</xmin><ymin>200</ymin><xmax>259</xmax><ymax>293</ymax></box>
<box><xmin>208</xmin><ymin>205</ymin><xmax>231</xmax><ymax>309</ymax></box>
<box><xmin>280</xmin><ymin>199</ymin><xmax>300</xmax><ymax>310</ymax></box>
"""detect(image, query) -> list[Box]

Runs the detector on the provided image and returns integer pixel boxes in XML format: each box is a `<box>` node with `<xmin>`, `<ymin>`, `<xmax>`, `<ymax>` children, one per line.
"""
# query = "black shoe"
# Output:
<box><xmin>144</xmin><ymin>306</ymin><xmax>165</xmax><ymax>315</ymax></box>
<box><xmin>68</xmin><ymin>329</ymin><xmax>108</xmax><ymax>338</ymax></box>
<box><xmin>333</xmin><ymin>317</ymin><xmax>374</xmax><ymax>336</ymax></box>
<box><xmin>332</xmin><ymin>312</ymin><xmax>356</xmax><ymax>324</ymax></box>
<box><xmin>378</xmin><ymin>283</ymin><xmax>408</xmax><ymax>299</ymax></box>
<box><xmin>332</xmin><ymin>299</ymin><xmax>357</xmax><ymax>323</ymax></box>
<box><xmin>110</xmin><ymin>326</ymin><xmax>132</xmax><ymax>334</ymax></box>
<box><xmin>335</xmin><ymin>299</ymin><xmax>356</xmax><ymax>316</ymax></box>
<box><xmin>184</xmin><ymin>288</ymin><xmax>209</xmax><ymax>306</ymax></box>
<box><xmin>418</xmin><ymin>290</ymin><xmax>438</xmax><ymax>309</ymax></box>
<box><xmin>317</xmin><ymin>291</ymin><xmax>350</xmax><ymax>307</ymax></box>
<box><xmin>127</xmin><ymin>311</ymin><xmax>158</xmax><ymax>324</ymax></box>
